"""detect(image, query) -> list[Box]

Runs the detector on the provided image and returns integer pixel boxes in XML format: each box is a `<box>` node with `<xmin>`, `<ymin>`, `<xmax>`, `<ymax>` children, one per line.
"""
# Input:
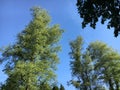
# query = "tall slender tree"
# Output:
<box><xmin>69</xmin><ymin>36</ymin><xmax>93</xmax><ymax>90</ymax></box>
<box><xmin>0</xmin><ymin>7</ymin><xmax>63</xmax><ymax>90</ymax></box>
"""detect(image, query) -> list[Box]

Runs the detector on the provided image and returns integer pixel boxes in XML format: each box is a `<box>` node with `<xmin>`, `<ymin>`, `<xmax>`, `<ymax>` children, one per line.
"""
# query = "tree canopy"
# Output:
<box><xmin>76</xmin><ymin>0</ymin><xmax>120</xmax><ymax>37</ymax></box>
<box><xmin>69</xmin><ymin>36</ymin><xmax>120</xmax><ymax>90</ymax></box>
<box><xmin>0</xmin><ymin>7</ymin><xmax>63</xmax><ymax>90</ymax></box>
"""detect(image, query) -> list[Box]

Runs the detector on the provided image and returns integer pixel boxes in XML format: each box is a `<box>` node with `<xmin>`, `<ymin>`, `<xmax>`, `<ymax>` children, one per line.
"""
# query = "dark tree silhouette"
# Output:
<box><xmin>60</xmin><ymin>84</ymin><xmax>65</xmax><ymax>90</ymax></box>
<box><xmin>52</xmin><ymin>86</ymin><xmax>59</xmax><ymax>90</ymax></box>
<box><xmin>76</xmin><ymin>0</ymin><xmax>120</xmax><ymax>37</ymax></box>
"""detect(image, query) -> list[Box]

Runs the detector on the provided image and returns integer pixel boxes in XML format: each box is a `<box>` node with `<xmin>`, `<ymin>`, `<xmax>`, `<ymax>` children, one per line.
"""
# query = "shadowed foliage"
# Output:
<box><xmin>76</xmin><ymin>0</ymin><xmax>120</xmax><ymax>37</ymax></box>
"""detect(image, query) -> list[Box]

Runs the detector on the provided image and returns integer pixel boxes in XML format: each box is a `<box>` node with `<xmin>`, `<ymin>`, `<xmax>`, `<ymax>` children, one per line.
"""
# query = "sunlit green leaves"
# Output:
<box><xmin>0</xmin><ymin>6</ymin><xmax>63</xmax><ymax>90</ymax></box>
<box><xmin>69</xmin><ymin>36</ymin><xmax>120</xmax><ymax>89</ymax></box>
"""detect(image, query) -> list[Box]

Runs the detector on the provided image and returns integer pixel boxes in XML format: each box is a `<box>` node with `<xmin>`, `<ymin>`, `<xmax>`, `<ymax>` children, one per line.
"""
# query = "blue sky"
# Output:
<box><xmin>0</xmin><ymin>0</ymin><xmax>120</xmax><ymax>90</ymax></box>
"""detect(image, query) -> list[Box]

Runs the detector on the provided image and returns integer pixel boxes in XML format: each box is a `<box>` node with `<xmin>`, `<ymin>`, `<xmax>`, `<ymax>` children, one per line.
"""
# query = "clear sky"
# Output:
<box><xmin>0</xmin><ymin>0</ymin><xmax>120</xmax><ymax>90</ymax></box>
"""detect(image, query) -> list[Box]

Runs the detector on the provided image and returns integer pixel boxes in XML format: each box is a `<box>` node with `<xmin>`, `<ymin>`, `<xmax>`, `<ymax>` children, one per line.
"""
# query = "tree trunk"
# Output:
<box><xmin>109</xmin><ymin>79</ymin><xmax>114</xmax><ymax>90</ymax></box>
<box><xmin>115</xmin><ymin>81</ymin><xmax>119</xmax><ymax>90</ymax></box>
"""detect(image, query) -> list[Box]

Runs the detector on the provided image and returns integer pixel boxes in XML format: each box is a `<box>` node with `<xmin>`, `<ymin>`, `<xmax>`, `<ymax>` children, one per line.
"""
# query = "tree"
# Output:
<box><xmin>87</xmin><ymin>41</ymin><xmax>120</xmax><ymax>90</ymax></box>
<box><xmin>69</xmin><ymin>36</ymin><xmax>120</xmax><ymax>90</ymax></box>
<box><xmin>0</xmin><ymin>7</ymin><xmax>63</xmax><ymax>90</ymax></box>
<box><xmin>60</xmin><ymin>84</ymin><xmax>65</xmax><ymax>90</ymax></box>
<box><xmin>39</xmin><ymin>82</ymin><xmax>52</xmax><ymax>90</ymax></box>
<box><xmin>69</xmin><ymin>36</ymin><xmax>93</xmax><ymax>90</ymax></box>
<box><xmin>76</xmin><ymin>0</ymin><xmax>120</xmax><ymax>37</ymax></box>
<box><xmin>52</xmin><ymin>86</ymin><xmax>59</xmax><ymax>90</ymax></box>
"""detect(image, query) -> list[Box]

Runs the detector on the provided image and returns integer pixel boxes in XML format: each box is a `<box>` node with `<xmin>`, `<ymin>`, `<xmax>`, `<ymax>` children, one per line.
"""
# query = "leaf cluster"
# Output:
<box><xmin>77</xmin><ymin>0</ymin><xmax>120</xmax><ymax>37</ymax></box>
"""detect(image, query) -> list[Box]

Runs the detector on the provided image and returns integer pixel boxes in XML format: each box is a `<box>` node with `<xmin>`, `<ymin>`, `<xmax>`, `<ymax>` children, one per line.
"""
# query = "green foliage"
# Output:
<box><xmin>39</xmin><ymin>82</ymin><xmax>52</xmax><ymax>90</ymax></box>
<box><xmin>69</xmin><ymin>37</ymin><xmax>83</xmax><ymax>77</ymax></box>
<box><xmin>69</xmin><ymin>36</ymin><xmax>93</xmax><ymax>90</ymax></box>
<box><xmin>76</xmin><ymin>0</ymin><xmax>120</xmax><ymax>37</ymax></box>
<box><xmin>0</xmin><ymin>7</ymin><xmax>63</xmax><ymax>90</ymax></box>
<box><xmin>88</xmin><ymin>41</ymin><xmax>120</xmax><ymax>90</ymax></box>
<box><xmin>69</xmin><ymin>36</ymin><xmax>120</xmax><ymax>90</ymax></box>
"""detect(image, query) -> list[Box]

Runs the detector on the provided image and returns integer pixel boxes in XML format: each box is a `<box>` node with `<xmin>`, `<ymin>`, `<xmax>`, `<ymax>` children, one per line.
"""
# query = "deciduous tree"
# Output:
<box><xmin>69</xmin><ymin>36</ymin><xmax>120</xmax><ymax>90</ymax></box>
<box><xmin>0</xmin><ymin>7</ymin><xmax>63</xmax><ymax>90</ymax></box>
<box><xmin>76</xmin><ymin>0</ymin><xmax>120</xmax><ymax>37</ymax></box>
<box><xmin>69</xmin><ymin>37</ymin><xmax>93</xmax><ymax>90</ymax></box>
